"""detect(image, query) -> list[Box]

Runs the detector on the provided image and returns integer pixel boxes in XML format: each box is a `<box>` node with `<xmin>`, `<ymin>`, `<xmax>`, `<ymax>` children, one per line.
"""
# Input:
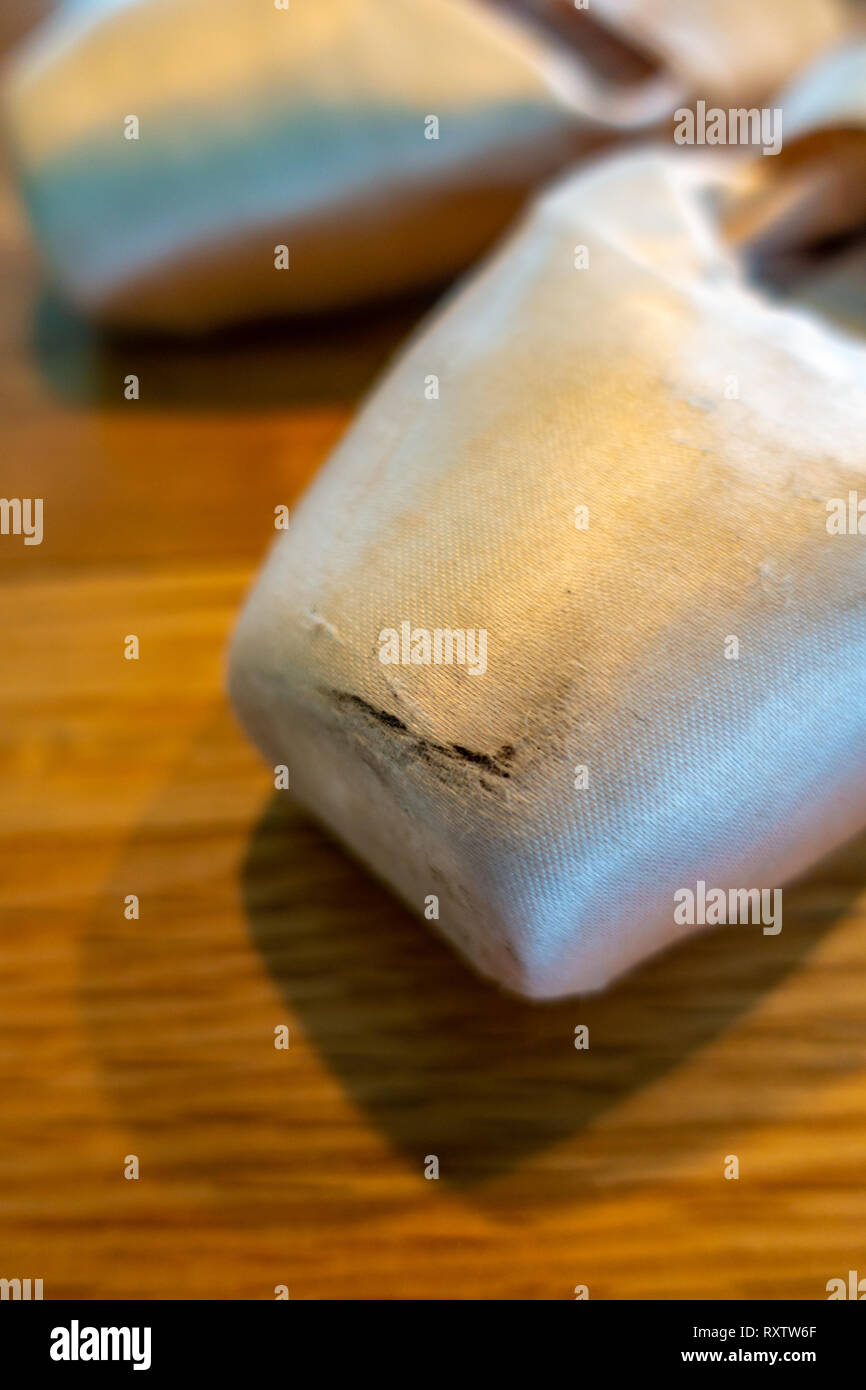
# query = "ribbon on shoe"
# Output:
<box><xmin>3</xmin><ymin>0</ymin><xmax>847</xmax><ymax>331</ymax></box>
<box><xmin>229</xmin><ymin>146</ymin><xmax>866</xmax><ymax>999</ymax></box>
<box><xmin>723</xmin><ymin>38</ymin><xmax>866</xmax><ymax>290</ymax></box>
<box><xmin>579</xmin><ymin>0</ymin><xmax>847</xmax><ymax>107</ymax></box>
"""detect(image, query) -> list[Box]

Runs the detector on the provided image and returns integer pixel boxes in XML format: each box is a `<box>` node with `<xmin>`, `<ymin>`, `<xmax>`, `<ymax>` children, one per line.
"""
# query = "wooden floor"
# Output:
<box><xmin>1</xmin><ymin>6</ymin><xmax>866</xmax><ymax>1301</ymax></box>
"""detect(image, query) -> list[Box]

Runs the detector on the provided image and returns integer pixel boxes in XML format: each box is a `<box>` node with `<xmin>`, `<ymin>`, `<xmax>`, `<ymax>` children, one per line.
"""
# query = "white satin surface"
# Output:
<box><xmin>229</xmin><ymin>150</ymin><xmax>866</xmax><ymax>998</ymax></box>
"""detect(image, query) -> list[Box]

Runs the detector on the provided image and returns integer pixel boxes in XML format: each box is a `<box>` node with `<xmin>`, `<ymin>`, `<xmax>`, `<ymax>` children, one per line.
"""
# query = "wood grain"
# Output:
<box><xmin>1</xmin><ymin>5</ymin><xmax>866</xmax><ymax>1301</ymax></box>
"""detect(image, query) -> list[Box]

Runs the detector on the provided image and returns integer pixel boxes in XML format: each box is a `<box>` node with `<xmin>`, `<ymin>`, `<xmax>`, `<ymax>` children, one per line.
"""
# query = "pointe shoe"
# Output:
<box><xmin>228</xmin><ymin>144</ymin><xmax>866</xmax><ymax>998</ymax></box>
<box><xmin>3</xmin><ymin>0</ymin><xmax>845</xmax><ymax>331</ymax></box>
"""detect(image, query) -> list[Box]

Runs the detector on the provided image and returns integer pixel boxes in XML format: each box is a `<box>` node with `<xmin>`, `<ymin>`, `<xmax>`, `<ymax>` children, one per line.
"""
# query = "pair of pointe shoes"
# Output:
<box><xmin>8</xmin><ymin>1</ymin><xmax>866</xmax><ymax>996</ymax></box>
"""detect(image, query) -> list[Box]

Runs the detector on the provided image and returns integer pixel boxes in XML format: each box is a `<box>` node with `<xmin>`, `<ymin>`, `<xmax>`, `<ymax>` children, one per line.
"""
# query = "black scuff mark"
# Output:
<box><xmin>328</xmin><ymin>690</ymin><xmax>516</xmax><ymax>784</ymax></box>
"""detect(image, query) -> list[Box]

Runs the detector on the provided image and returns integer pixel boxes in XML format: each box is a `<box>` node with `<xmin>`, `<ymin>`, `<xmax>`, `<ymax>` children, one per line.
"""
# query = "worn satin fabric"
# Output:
<box><xmin>3</xmin><ymin>0</ymin><xmax>846</xmax><ymax>330</ymax></box>
<box><xmin>229</xmin><ymin>145</ymin><xmax>866</xmax><ymax>998</ymax></box>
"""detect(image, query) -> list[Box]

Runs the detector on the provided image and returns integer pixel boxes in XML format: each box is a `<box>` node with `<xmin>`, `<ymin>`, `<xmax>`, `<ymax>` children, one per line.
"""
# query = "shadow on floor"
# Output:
<box><xmin>243</xmin><ymin>790</ymin><xmax>866</xmax><ymax>1189</ymax></box>
<box><xmin>32</xmin><ymin>284</ymin><xmax>442</xmax><ymax>410</ymax></box>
